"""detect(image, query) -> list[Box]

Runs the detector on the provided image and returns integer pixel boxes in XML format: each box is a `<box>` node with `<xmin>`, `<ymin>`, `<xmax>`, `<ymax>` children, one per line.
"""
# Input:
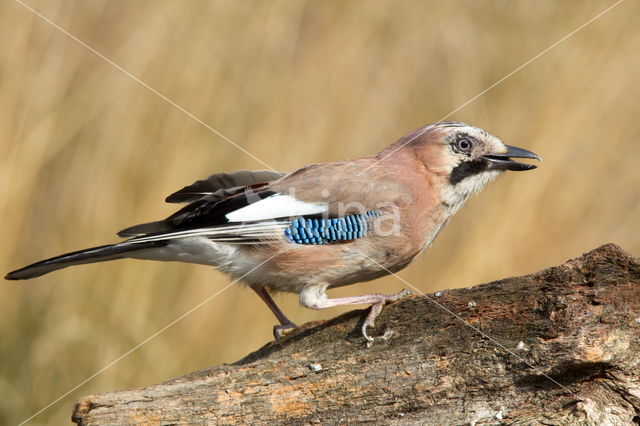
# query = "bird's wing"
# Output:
<box><xmin>121</xmin><ymin>159</ymin><xmax>410</xmax><ymax>245</ymax></box>
<box><xmin>122</xmin><ymin>185</ymin><xmax>329</xmax><ymax>245</ymax></box>
<box><xmin>171</xmin><ymin>159</ymin><xmax>406</xmax><ymax>227</ymax></box>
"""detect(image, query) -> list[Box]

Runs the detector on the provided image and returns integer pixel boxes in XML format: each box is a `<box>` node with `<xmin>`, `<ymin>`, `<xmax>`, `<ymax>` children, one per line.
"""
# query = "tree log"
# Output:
<box><xmin>72</xmin><ymin>244</ymin><xmax>640</xmax><ymax>425</ymax></box>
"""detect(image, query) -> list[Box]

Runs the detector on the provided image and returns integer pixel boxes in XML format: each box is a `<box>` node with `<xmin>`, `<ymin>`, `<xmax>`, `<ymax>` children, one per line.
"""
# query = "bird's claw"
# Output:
<box><xmin>273</xmin><ymin>323</ymin><xmax>297</xmax><ymax>340</ymax></box>
<box><xmin>362</xmin><ymin>289</ymin><xmax>411</xmax><ymax>343</ymax></box>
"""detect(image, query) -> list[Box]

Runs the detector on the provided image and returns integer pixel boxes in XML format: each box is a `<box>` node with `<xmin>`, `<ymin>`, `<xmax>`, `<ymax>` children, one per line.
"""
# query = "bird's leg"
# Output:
<box><xmin>299</xmin><ymin>285</ymin><xmax>411</xmax><ymax>342</ymax></box>
<box><xmin>251</xmin><ymin>286</ymin><xmax>297</xmax><ymax>339</ymax></box>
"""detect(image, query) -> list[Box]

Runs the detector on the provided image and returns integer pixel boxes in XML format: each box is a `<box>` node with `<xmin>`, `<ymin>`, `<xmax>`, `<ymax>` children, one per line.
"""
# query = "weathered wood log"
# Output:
<box><xmin>72</xmin><ymin>244</ymin><xmax>640</xmax><ymax>425</ymax></box>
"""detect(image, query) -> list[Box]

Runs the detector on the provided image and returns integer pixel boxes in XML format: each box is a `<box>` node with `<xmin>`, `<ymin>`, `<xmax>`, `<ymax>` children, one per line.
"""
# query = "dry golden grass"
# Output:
<box><xmin>1</xmin><ymin>0</ymin><xmax>639</xmax><ymax>423</ymax></box>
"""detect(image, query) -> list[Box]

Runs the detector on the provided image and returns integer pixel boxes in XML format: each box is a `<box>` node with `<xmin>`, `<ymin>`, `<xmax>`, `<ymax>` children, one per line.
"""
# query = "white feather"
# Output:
<box><xmin>225</xmin><ymin>194</ymin><xmax>327</xmax><ymax>222</ymax></box>
<box><xmin>128</xmin><ymin>221</ymin><xmax>290</xmax><ymax>244</ymax></box>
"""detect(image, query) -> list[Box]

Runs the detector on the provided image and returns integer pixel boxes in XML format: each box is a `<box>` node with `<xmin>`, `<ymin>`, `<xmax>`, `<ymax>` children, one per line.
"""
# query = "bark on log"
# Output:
<box><xmin>72</xmin><ymin>243</ymin><xmax>640</xmax><ymax>425</ymax></box>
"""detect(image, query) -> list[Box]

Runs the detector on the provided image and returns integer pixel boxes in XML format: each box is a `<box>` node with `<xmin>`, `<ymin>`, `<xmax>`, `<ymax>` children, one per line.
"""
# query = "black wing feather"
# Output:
<box><xmin>118</xmin><ymin>189</ymin><xmax>275</xmax><ymax>238</ymax></box>
<box><xmin>165</xmin><ymin>169</ymin><xmax>285</xmax><ymax>203</ymax></box>
<box><xmin>162</xmin><ymin>188</ymin><xmax>277</xmax><ymax>229</ymax></box>
<box><xmin>118</xmin><ymin>188</ymin><xmax>278</xmax><ymax>238</ymax></box>
<box><xmin>118</xmin><ymin>170</ymin><xmax>285</xmax><ymax>237</ymax></box>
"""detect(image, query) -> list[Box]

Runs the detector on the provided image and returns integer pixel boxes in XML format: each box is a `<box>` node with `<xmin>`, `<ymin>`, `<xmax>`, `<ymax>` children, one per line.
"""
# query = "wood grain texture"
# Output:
<box><xmin>72</xmin><ymin>244</ymin><xmax>640</xmax><ymax>425</ymax></box>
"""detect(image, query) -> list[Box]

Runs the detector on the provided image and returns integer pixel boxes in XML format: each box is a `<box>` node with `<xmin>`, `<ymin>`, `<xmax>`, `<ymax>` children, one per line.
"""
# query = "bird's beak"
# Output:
<box><xmin>483</xmin><ymin>145</ymin><xmax>541</xmax><ymax>171</ymax></box>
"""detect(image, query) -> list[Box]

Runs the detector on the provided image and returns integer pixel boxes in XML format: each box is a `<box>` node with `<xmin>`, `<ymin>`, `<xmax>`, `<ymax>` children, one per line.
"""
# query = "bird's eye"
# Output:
<box><xmin>454</xmin><ymin>137</ymin><xmax>474</xmax><ymax>153</ymax></box>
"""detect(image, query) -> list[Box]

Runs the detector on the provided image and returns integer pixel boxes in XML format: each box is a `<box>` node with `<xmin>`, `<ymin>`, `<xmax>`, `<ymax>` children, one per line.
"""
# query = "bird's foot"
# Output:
<box><xmin>273</xmin><ymin>322</ymin><xmax>297</xmax><ymax>340</ymax></box>
<box><xmin>362</xmin><ymin>289</ymin><xmax>411</xmax><ymax>343</ymax></box>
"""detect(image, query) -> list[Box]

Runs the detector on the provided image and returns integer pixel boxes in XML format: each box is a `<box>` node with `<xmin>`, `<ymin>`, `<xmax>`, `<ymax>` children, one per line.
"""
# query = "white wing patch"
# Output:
<box><xmin>225</xmin><ymin>194</ymin><xmax>327</xmax><ymax>222</ymax></box>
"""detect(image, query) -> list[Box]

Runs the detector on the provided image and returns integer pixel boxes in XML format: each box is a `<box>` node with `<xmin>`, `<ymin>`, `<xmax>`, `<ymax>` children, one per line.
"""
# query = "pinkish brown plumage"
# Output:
<box><xmin>6</xmin><ymin>122</ymin><xmax>540</xmax><ymax>341</ymax></box>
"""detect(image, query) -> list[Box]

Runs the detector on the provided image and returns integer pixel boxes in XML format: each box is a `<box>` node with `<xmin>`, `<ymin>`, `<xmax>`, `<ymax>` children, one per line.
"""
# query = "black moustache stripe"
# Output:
<box><xmin>449</xmin><ymin>159</ymin><xmax>488</xmax><ymax>185</ymax></box>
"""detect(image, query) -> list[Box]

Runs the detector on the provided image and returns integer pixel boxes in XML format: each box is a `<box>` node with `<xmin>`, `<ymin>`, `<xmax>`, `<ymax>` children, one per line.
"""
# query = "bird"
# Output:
<box><xmin>6</xmin><ymin>121</ymin><xmax>540</xmax><ymax>341</ymax></box>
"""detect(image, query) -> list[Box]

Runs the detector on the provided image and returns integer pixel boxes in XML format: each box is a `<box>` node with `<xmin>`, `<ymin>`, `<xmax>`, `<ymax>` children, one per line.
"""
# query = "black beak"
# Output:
<box><xmin>483</xmin><ymin>145</ymin><xmax>541</xmax><ymax>171</ymax></box>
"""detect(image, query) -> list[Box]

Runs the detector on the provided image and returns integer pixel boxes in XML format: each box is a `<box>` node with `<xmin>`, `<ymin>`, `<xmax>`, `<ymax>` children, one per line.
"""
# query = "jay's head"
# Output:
<box><xmin>391</xmin><ymin>121</ymin><xmax>540</xmax><ymax>198</ymax></box>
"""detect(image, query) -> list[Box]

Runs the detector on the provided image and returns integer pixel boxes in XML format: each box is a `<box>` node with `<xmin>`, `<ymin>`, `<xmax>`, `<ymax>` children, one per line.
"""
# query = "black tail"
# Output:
<box><xmin>5</xmin><ymin>241</ymin><xmax>167</xmax><ymax>280</ymax></box>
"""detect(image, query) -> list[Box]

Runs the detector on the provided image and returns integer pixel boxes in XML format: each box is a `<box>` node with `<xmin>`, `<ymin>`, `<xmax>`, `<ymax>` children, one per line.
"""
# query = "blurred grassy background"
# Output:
<box><xmin>1</xmin><ymin>0</ymin><xmax>639</xmax><ymax>423</ymax></box>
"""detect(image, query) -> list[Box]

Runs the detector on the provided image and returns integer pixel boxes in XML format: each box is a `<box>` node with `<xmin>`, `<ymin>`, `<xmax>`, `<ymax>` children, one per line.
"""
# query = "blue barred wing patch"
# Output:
<box><xmin>284</xmin><ymin>210</ymin><xmax>380</xmax><ymax>245</ymax></box>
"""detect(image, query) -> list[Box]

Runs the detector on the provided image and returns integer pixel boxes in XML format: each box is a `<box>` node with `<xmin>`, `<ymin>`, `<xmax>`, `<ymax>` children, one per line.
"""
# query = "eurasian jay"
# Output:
<box><xmin>6</xmin><ymin>121</ymin><xmax>540</xmax><ymax>341</ymax></box>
